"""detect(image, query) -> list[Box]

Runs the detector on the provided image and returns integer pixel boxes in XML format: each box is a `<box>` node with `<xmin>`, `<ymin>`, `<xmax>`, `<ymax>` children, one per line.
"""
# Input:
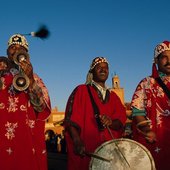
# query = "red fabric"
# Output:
<box><xmin>65</xmin><ymin>85</ymin><xmax>126</xmax><ymax>170</ymax></box>
<box><xmin>0</xmin><ymin>70</ymin><xmax>51</xmax><ymax>170</ymax></box>
<box><xmin>131</xmin><ymin>76</ymin><xmax>170</xmax><ymax>170</ymax></box>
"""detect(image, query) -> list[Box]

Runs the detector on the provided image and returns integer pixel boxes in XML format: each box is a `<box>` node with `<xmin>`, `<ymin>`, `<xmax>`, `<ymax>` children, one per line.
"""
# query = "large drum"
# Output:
<box><xmin>89</xmin><ymin>138</ymin><xmax>156</xmax><ymax>170</ymax></box>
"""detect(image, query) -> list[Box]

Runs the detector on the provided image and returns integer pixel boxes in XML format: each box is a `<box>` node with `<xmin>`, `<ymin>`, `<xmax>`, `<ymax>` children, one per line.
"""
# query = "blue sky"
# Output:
<box><xmin>1</xmin><ymin>0</ymin><xmax>170</xmax><ymax>111</ymax></box>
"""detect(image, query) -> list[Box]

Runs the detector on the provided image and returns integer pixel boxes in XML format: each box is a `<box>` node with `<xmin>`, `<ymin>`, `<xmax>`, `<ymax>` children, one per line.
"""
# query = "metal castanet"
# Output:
<box><xmin>13</xmin><ymin>50</ymin><xmax>30</xmax><ymax>65</ymax></box>
<box><xmin>12</xmin><ymin>73</ymin><xmax>30</xmax><ymax>91</ymax></box>
<box><xmin>12</xmin><ymin>50</ymin><xmax>30</xmax><ymax>91</ymax></box>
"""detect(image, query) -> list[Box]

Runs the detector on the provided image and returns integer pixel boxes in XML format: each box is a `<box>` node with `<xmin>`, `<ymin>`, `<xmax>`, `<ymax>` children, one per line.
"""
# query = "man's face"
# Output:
<box><xmin>7</xmin><ymin>44</ymin><xmax>27</xmax><ymax>61</ymax></box>
<box><xmin>92</xmin><ymin>62</ymin><xmax>109</xmax><ymax>84</ymax></box>
<box><xmin>156</xmin><ymin>50</ymin><xmax>170</xmax><ymax>76</ymax></box>
<box><xmin>0</xmin><ymin>61</ymin><xmax>7</xmax><ymax>70</ymax></box>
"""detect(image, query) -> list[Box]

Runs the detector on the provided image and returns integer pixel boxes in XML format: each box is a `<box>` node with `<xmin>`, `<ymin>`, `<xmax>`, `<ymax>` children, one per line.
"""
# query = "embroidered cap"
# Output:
<box><xmin>152</xmin><ymin>41</ymin><xmax>170</xmax><ymax>78</ymax></box>
<box><xmin>90</xmin><ymin>57</ymin><xmax>109</xmax><ymax>71</ymax></box>
<box><xmin>86</xmin><ymin>56</ymin><xmax>109</xmax><ymax>84</ymax></box>
<box><xmin>8</xmin><ymin>34</ymin><xmax>29</xmax><ymax>51</ymax></box>
<box><xmin>154</xmin><ymin>41</ymin><xmax>170</xmax><ymax>59</ymax></box>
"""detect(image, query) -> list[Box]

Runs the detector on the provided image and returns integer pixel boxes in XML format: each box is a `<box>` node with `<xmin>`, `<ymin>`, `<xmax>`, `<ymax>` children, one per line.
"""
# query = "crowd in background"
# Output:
<box><xmin>45</xmin><ymin>130</ymin><xmax>67</xmax><ymax>154</ymax></box>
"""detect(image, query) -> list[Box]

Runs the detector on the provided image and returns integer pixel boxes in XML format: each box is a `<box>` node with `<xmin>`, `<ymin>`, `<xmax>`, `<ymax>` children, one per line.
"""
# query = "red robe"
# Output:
<box><xmin>64</xmin><ymin>84</ymin><xmax>126</xmax><ymax>170</ymax></box>
<box><xmin>0</xmin><ymin>69</ymin><xmax>51</xmax><ymax>170</ymax></box>
<box><xmin>131</xmin><ymin>76</ymin><xmax>170</xmax><ymax>170</ymax></box>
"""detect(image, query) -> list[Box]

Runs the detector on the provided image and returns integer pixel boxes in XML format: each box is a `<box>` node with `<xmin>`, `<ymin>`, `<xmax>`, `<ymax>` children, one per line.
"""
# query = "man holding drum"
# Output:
<box><xmin>64</xmin><ymin>56</ymin><xmax>126</xmax><ymax>170</ymax></box>
<box><xmin>131</xmin><ymin>41</ymin><xmax>170</xmax><ymax>170</ymax></box>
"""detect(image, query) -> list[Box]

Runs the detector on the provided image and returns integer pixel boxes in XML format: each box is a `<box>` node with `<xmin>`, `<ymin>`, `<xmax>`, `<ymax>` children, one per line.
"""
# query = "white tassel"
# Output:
<box><xmin>85</xmin><ymin>72</ymin><xmax>93</xmax><ymax>85</ymax></box>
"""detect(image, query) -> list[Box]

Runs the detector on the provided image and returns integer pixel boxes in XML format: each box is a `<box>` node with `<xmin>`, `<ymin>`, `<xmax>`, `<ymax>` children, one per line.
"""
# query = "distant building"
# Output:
<box><xmin>45</xmin><ymin>107</ymin><xmax>64</xmax><ymax>135</ymax></box>
<box><xmin>111</xmin><ymin>74</ymin><xmax>132</xmax><ymax>124</ymax></box>
<box><xmin>45</xmin><ymin>74</ymin><xmax>132</xmax><ymax>135</ymax></box>
<box><xmin>110</xmin><ymin>73</ymin><xmax>125</xmax><ymax>104</ymax></box>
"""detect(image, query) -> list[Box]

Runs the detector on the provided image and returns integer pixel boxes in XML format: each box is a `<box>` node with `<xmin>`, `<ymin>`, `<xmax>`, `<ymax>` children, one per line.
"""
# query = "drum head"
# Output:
<box><xmin>89</xmin><ymin>138</ymin><xmax>155</xmax><ymax>170</ymax></box>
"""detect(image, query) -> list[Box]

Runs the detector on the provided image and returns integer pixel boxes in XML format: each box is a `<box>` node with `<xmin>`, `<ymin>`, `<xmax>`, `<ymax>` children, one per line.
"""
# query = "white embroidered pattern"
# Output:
<box><xmin>161</xmin><ymin>110</ymin><xmax>170</xmax><ymax>116</ymax></box>
<box><xmin>10</xmin><ymin>68</ymin><xmax>19</xmax><ymax>75</ymax></box>
<box><xmin>20</xmin><ymin>105</ymin><xmax>27</xmax><ymax>112</ymax></box>
<box><xmin>6</xmin><ymin>147</ymin><xmax>13</xmax><ymax>155</ymax></box>
<box><xmin>42</xmin><ymin>149</ymin><xmax>46</xmax><ymax>154</ymax></box>
<box><xmin>155</xmin><ymin>147</ymin><xmax>161</xmax><ymax>153</ymax></box>
<box><xmin>26</xmin><ymin>119</ymin><xmax>35</xmax><ymax>129</ymax></box>
<box><xmin>32</xmin><ymin>148</ymin><xmax>35</xmax><ymax>154</ymax></box>
<box><xmin>0</xmin><ymin>103</ymin><xmax>5</xmax><ymax>109</ymax></box>
<box><xmin>1</xmin><ymin>77</ymin><xmax>6</xmax><ymax>89</ymax></box>
<box><xmin>8</xmin><ymin>96</ymin><xmax>19</xmax><ymax>112</ymax></box>
<box><xmin>5</xmin><ymin>122</ymin><xmax>18</xmax><ymax>140</ymax></box>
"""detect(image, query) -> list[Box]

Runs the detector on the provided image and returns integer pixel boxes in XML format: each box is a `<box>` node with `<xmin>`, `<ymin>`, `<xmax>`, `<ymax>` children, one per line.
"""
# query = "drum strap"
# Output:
<box><xmin>87</xmin><ymin>85</ymin><xmax>104</xmax><ymax>131</ymax></box>
<box><xmin>155</xmin><ymin>77</ymin><xmax>170</xmax><ymax>99</ymax></box>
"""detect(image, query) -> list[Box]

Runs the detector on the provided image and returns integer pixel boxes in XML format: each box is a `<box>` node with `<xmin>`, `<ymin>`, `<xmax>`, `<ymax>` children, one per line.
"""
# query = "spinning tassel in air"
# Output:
<box><xmin>24</xmin><ymin>25</ymin><xmax>50</xmax><ymax>39</ymax></box>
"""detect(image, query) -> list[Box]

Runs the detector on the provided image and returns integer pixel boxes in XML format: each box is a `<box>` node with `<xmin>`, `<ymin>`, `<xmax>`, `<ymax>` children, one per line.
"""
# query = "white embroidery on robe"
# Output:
<box><xmin>5</xmin><ymin>122</ymin><xmax>18</xmax><ymax>140</ymax></box>
<box><xmin>6</xmin><ymin>147</ymin><xmax>13</xmax><ymax>155</ymax></box>
<box><xmin>20</xmin><ymin>105</ymin><xmax>27</xmax><ymax>112</ymax></box>
<box><xmin>7</xmin><ymin>96</ymin><xmax>19</xmax><ymax>112</ymax></box>
<box><xmin>32</xmin><ymin>148</ymin><xmax>35</xmax><ymax>154</ymax></box>
<box><xmin>10</xmin><ymin>68</ymin><xmax>19</xmax><ymax>75</ymax></box>
<box><xmin>155</xmin><ymin>147</ymin><xmax>161</xmax><ymax>153</ymax></box>
<box><xmin>26</xmin><ymin>119</ymin><xmax>35</xmax><ymax>129</ymax></box>
<box><xmin>42</xmin><ymin>149</ymin><xmax>46</xmax><ymax>154</ymax></box>
<box><xmin>162</xmin><ymin>110</ymin><xmax>170</xmax><ymax>116</ymax></box>
<box><xmin>1</xmin><ymin>77</ymin><xmax>6</xmax><ymax>89</ymax></box>
<box><xmin>0</xmin><ymin>103</ymin><xmax>5</xmax><ymax>109</ymax></box>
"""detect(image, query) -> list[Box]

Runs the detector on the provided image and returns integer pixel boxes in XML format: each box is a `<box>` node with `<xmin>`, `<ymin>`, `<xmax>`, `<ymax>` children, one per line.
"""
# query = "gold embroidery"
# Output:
<box><xmin>0</xmin><ymin>103</ymin><xmax>5</xmax><ymax>109</ymax></box>
<box><xmin>5</xmin><ymin>122</ymin><xmax>18</xmax><ymax>140</ymax></box>
<box><xmin>20</xmin><ymin>105</ymin><xmax>27</xmax><ymax>112</ymax></box>
<box><xmin>26</xmin><ymin>119</ymin><xmax>35</xmax><ymax>129</ymax></box>
<box><xmin>6</xmin><ymin>147</ymin><xmax>13</xmax><ymax>155</ymax></box>
<box><xmin>7</xmin><ymin>96</ymin><xmax>19</xmax><ymax>112</ymax></box>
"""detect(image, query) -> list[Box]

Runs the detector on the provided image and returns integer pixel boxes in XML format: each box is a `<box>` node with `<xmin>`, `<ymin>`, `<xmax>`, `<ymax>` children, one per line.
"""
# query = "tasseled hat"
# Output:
<box><xmin>86</xmin><ymin>56</ymin><xmax>109</xmax><ymax>84</ymax></box>
<box><xmin>8</xmin><ymin>34</ymin><xmax>29</xmax><ymax>51</ymax></box>
<box><xmin>8</xmin><ymin>25</ymin><xmax>50</xmax><ymax>51</ymax></box>
<box><xmin>152</xmin><ymin>41</ymin><xmax>170</xmax><ymax>78</ymax></box>
<box><xmin>89</xmin><ymin>57</ymin><xmax>109</xmax><ymax>72</ymax></box>
<box><xmin>154</xmin><ymin>41</ymin><xmax>170</xmax><ymax>59</ymax></box>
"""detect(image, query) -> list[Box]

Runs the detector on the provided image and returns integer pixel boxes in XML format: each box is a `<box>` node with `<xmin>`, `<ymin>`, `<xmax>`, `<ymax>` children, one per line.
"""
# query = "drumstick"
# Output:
<box><xmin>85</xmin><ymin>152</ymin><xmax>111</xmax><ymax>162</ymax></box>
<box><xmin>107</xmin><ymin>126</ymin><xmax>131</xmax><ymax>169</ymax></box>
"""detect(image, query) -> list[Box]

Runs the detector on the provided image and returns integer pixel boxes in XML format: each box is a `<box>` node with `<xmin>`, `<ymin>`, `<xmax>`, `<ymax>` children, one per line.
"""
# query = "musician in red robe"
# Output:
<box><xmin>0</xmin><ymin>34</ymin><xmax>51</xmax><ymax>170</ymax></box>
<box><xmin>131</xmin><ymin>41</ymin><xmax>170</xmax><ymax>170</ymax></box>
<box><xmin>64</xmin><ymin>57</ymin><xmax>126</xmax><ymax>170</ymax></box>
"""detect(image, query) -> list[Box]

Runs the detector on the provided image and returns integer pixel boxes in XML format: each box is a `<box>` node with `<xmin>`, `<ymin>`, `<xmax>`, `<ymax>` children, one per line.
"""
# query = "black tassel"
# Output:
<box><xmin>30</xmin><ymin>25</ymin><xmax>50</xmax><ymax>39</ymax></box>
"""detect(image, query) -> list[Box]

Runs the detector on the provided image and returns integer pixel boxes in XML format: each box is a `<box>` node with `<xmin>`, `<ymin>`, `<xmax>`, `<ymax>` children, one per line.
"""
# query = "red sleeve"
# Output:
<box><xmin>64</xmin><ymin>85</ymin><xmax>90</xmax><ymax>132</ymax></box>
<box><xmin>111</xmin><ymin>91</ymin><xmax>126</xmax><ymax>126</ymax></box>
<box><xmin>33</xmin><ymin>73</ymin><xmax>51</xmax><ymax>120</ymax></box>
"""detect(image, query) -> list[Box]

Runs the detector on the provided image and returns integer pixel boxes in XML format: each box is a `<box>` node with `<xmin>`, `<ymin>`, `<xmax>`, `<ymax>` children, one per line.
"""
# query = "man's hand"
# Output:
<box><xmin>100</xmin><ymin>114</ymin><xmax>112</xmax><ymax>127</ymax></box>
<box><xmin>73</xmin><ymin>138</ymin><xmax>86</xmax><ymax>157</ymax></box>
<box><xmin>19</xmin><ymin>60</ymin><xmax>35</xmax><ymax>88</ymax></box>
<box><xmin>145</xmin><ymin>131</ymin><xmax>157</xmax><ymax>143</ymax></box>
<box><xmin>0</xmin><ymin>61</ymin><xmax>7</xmax><ymax>71</ymax></box>
<box><xmin>20</xmin><ymin>60</ymin><xmax>33</xmax><ymax>78</ymax></box>
<box><xmin>100</xmin><ymin>115</ymin><xmax>123</xmax><ymax>130</ymax></box>
<box><xmin>68</xmin><ymin>126</ymin><xmax>86</xmax><ymax>157</ymax></box>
